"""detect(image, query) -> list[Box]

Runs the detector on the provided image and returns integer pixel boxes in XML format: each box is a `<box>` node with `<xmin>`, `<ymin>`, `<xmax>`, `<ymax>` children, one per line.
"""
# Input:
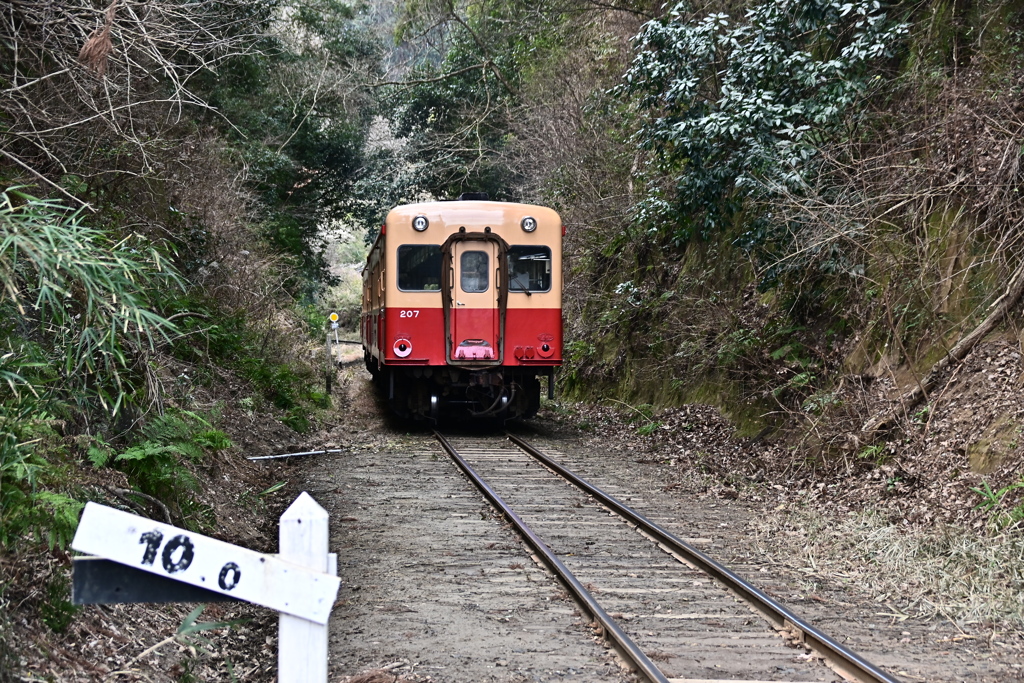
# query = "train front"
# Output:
<box><xmin>362</xmin><ymin>200</ymin><xmax>563</xmax><ymax>421</ymax></box>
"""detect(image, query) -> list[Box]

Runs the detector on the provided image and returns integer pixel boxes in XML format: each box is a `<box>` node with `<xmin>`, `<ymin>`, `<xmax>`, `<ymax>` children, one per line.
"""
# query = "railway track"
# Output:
<box><xmin>434</xmin><ymin>430</ymin><xmax>902</xmax><ymax>683</ymax></box>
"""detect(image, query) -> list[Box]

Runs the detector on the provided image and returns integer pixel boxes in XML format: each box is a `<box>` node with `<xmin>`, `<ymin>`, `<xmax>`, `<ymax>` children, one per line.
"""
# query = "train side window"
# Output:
<box><xmin>508</xmin><ymin>246</ymin><xmax>552</xmax><ymax>292</ymax></box>
<box><xmin>397</xmin><ymin>245</ymin><xmax>442</xmax><ymax>291</ymax></box>
<box><xmin>460</xmin><ymin>251</ymin><xmax>489</xmax><ymax>293</ymax></box>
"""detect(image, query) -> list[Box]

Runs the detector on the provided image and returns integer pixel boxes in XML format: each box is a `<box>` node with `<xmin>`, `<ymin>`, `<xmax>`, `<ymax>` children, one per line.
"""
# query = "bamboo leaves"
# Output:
<box><xmin>0</xmin><ymin>190</ymin><xmax>187</xmax><ymax>548</ymax></box>
<box><xmin>0</xmin><ymin>187</ymin><xmax>182</xmax><ymax>411</ymax></box>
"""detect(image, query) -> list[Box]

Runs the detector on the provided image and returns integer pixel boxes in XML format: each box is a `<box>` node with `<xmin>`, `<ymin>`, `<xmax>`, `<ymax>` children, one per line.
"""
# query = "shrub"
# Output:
<box><xmin>618</xmin><ymin>0</ymin><xmax>906</xmax><ymax>245</ymax></box>
<box><xmin>0</xmin><ymin>187</ymin><xmax>181</xmax><ymax>414</ymax></box>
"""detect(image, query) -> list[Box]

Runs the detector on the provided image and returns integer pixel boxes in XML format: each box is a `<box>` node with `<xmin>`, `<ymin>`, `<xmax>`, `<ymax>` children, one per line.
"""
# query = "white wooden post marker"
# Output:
<box><xmin>279</xmin><ymin>490</ymin><xmax>331</xmax><ymax>682</ymax></box>
<box><xmin>72</xmin><ymin>494</ymin><xmax>339</xmax><ymax>624</ymax></box>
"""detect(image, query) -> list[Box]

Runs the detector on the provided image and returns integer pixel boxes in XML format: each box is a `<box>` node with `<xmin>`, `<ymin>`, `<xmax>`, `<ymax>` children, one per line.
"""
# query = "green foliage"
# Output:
<box><xmin>607</xmin><ymin>399</ymin><xmax>664</xmax><ymax>435</ymax></box>
<box><xmin>298</xmin><ymin>304</ymin><xmax>329</xmax><ymax>336</ymax></box>
<box><xmin>195</xmin><ymin>429</ymin><xmax>233</xmax><ymax>451</ymax></box>
<box><xmin>40</xmin><ymin>572</ymin><xmax>81</xmax><ymax>634</ymax></box>
<box><xmin>151</xmin><ymin>605</ymin><xmax>248</xmax><ymax>682</ymax></box>
<box><xmin>558</xmin><ymin>1</ymin><xmax>912</xmax><ymax>423</ymax></box>
<box><xmin>238</xmin><ymin>358</ymin><xmax>305</xmax><ymax>411</ymax></box>
<box><xmin>112</xmin><ymin>410</ymin><xmax>231</xmax><ymax>526</ymax></box>
<box><xmin>972</xmin><ymin>479</ymin><xmax>1024</xmax><ymax>531</ymax></box>
<box><xmin>385</xmin><ymin>0</ymin><xmax>579</xmax><ymax>199</ymax></box>
<box><xmin>636</xmin><ymin>420</ymin><xmax>663</xmax><ymax>436</ymax></box>
<box><xmin>33</xmin><ymin>492</ymin><xmax>85</xmax><ymax>550</ymax></box>
<box><xmin>168</xmin><ymin>299</ymin><xmax>317</xmax><ymax>420</ymax></box>
<box><xmin>801</xmin><ymin>389</ymin><xmax>840</xmax><ymax>414</ymax></box>
<box><xmin>632</xmin><ymin>403</ymin><xmax>656</xmax><ymax>423</ymax></box>
<box><xmin>0</xmin><ymin>354</ymin><xmax>83</xmax><ymax>550</ymax></box>
<box><xmin>281</xmin><ymin>408</ymin><xmax>310</xmax><ymax>434</ymax></box>
<box><xmin>260</xmin><ymin>481</ymin><xmax>287</xmax><ymax>496</ymax></box>
<box><xmin>566</xmin><ymin>341</ymin><xmax>597</xmax><ymax>363</ymax></box>
<box><xmin>0</xmin><ymin>413</ymin><xmax>83</xmax><ymax>549</ymax></box>
<box><xmin>0</xmin><ymin>0</ymin><xmax>375</xmax><ymax>569</ymax></box>
<box><xmin>176</xmin><ymin>604</ymin><xmax>248</xmax><ymax>648</ymax></box>
<box><xmin>194</xmin><ymin>0</ymin><xmax>380</xmax><ymax>287</ymax></box>
<box><xmin>857</xmin><ymin>443</ymin><xmax>888</xmax><ymax>465</ymax></box>
<box><xmin>87</xmin><ymin>442</ymin><xmax>113</xmax><ymax>469</ymax></box>
<box><xmin>618</xmin><ymin>0</ymin><xmax>906</xmax><ymax>244</ymax></box>
<box><xmin>717</xmin><ymin>328</ymin><xmax>760</xmax><ymax>366</ymax></box>
<box><xmin>772</xmin><ymin>369</ymin><xmax>817</xmax><ymax>397</ymax></box>
<box><xmin>0</xmin><ymin>188</ymin><xmax>182</xmax><ymax>415</ymax></box>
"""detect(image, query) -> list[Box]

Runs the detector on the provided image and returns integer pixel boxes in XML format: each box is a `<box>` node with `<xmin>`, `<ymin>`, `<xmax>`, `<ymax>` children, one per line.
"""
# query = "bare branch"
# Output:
<box><xmin>0</xmin><ymin>0</ymin><xmax>262</xmax><ymax>189</ymax></box>
<box><xmin>0</xmin><ymin>148</ymin><xmax>92</xmax><ymax>209</ymax></box>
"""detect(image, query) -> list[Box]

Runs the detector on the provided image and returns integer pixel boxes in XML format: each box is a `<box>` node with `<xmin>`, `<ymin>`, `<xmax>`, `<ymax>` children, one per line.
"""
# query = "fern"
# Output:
<box><xmin>108</xmin><ymin>409</ymin><xmax>232</xmax><ymax>527</ymax></box>
<box><xmin>194</xmin><ymin>429</ymin><xmax>232</xmax><ymax>451</ymax></box>
<box><xmin>87</xmin><ymin>444</ymin><xmax>112</xmax><ymax>468</ymax></box>
<box><xmin>32</xmin><ymin>492</ymin><xmax>84</xmax><ymax>550</ymax></box>
<box><xmin>116</xmin><ymin>443</ymin><xmax>189</xmax><ymax>462</ymax></box>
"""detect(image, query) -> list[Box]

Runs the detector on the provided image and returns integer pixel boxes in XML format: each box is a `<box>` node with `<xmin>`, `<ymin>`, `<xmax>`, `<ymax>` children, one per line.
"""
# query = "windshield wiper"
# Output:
<box><xmin>510</xmin><ymin>272</ymin><xmax>532</xmax><ymax>296</ymax></box>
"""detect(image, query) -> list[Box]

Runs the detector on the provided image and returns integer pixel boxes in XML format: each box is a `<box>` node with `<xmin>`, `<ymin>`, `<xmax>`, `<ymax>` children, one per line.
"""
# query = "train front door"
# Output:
<box><xmin>449</xmin><ymin>239</ymin><xmax>501</xmax><ymax>362</ymax></box>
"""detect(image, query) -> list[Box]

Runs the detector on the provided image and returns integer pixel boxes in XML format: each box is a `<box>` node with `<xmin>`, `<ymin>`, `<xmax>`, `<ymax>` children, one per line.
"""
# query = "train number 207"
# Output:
<box><xmin>399</xmin><ymin>310</ymin><xmax>420</xmax><ymax>318</ymax></box>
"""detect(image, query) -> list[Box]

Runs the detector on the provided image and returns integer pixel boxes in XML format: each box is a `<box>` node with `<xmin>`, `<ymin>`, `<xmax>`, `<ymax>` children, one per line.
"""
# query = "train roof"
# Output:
<box><xmin>385</xmin><ymin>200</ymin><xmax>561</xmax><ymax>228</ymax></box>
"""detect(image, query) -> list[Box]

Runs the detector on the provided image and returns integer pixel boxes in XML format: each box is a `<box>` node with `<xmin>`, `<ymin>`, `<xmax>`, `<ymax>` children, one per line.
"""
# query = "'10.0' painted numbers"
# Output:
<box><xmin>139</xmin><ymin>530</ymin><xmax>241</xmax><ymax>590</ymax></box>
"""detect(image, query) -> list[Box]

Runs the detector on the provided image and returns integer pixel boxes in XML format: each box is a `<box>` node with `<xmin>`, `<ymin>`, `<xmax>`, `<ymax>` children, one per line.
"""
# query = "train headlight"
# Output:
<box><xmin>394</xmin><ymin>339</ymin><xmax>412</xmax><ymax>357</ymax></box>
<box><xmin>412</xmin><ymin>215</ymin><xmax>429</xmax><ymax>232</ymax></box>
<box><xmin>521</xmin><ymin>216</ymin><xmax>537</xmax><ymax>232</ymax></box>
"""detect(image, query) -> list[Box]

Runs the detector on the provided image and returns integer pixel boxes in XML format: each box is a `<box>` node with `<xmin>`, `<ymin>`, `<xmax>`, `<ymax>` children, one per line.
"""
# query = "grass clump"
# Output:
<box><xmin>763</xmin><ymin>510</ymin><xmax>1024</xmax><ymax>627</ymax></box>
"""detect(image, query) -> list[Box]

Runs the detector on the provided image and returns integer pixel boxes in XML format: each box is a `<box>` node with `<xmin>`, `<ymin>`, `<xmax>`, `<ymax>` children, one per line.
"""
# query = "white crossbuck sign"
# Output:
<box><xmin>72</xmin><ymin>501</ymin><xmax>340</xmax><ymax>624</ymax></box>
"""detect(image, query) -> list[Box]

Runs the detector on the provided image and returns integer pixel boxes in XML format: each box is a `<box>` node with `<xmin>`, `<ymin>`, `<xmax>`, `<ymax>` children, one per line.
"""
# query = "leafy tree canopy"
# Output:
<box><xmin>195</xmin><ymin>0</ymin><xmax>382</xmax><ymax>290</ymax></box>
<box><xmin>383</xmin><ymin>0</ymin><xmax>580</xmax><ymax>201</ymax></box>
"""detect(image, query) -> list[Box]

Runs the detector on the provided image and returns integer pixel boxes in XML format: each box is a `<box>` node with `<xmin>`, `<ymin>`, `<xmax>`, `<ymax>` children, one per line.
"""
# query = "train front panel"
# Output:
<box><xmin>366</xmin><ymin>200</ymin><xmax>562</xmax><ymax>419</ymax></box>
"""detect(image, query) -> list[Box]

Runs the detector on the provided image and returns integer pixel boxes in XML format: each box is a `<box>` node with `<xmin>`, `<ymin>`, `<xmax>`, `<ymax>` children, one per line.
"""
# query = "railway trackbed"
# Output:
<box><xmin>434</xmin><ymin>431</ymin><xmax>902</xmax><ymax>683</ymax></box>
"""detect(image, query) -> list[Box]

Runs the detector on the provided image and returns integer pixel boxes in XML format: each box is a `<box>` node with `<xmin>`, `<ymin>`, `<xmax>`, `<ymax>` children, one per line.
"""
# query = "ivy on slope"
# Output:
<box><xmin>619</xmin><ymin>0</ymin><xmax>906</xmax><ymax>246</ymax></box>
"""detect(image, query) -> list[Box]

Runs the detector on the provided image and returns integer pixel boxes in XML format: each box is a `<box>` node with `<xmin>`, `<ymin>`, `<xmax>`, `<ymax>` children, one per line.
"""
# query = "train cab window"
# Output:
<box><xmin>460</xmin><ymin>251</ymin><xmax>489</xmax><ymax>293</ymax></box>
<box><xmin>397</xmin><ymin>244</ymin><xmax>442</xmax><ymax>291</ymax></box>
<box><xmin>508</xmin><ymin>246</ymin><xmax>552</xmax><ymax>292</ymax></box>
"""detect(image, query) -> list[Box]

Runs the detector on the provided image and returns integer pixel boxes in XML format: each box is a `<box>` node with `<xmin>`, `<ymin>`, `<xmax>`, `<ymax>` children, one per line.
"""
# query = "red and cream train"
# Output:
<box><xmin>361</xmin><ymin>196</ymin><xmax>563</xmax><ymax>420</ymax></box>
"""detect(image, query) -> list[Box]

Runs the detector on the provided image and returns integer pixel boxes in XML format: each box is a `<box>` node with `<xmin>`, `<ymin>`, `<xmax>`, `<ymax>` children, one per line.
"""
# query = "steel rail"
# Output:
<box><xmin>507</xmin><ymin>432</ymin><xmax>903</xmax><ymax>683</ymax></box>
<box><xmin>432</xmin><ymin>431</ymin><xmax>670</xmax><ymax>683</ymax></box>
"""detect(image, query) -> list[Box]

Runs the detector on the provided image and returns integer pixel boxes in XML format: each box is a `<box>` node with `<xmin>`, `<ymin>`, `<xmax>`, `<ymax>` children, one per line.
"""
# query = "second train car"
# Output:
<box><xmin>361</xmin><ymin>196</ymin><xmax>563</xmax><ymax>420</ymax></box>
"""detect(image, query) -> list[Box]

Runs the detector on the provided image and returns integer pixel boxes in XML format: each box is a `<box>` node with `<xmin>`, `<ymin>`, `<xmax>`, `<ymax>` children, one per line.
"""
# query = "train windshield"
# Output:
<box><xmin>397</xmin><ymin>244</ymin><xmax>442</xmax><ymax>291</ymax></box>
<box><xmin>508</xmin><ymin>246</ymin><xmax>552</xmax><ymax>292</ymax></box>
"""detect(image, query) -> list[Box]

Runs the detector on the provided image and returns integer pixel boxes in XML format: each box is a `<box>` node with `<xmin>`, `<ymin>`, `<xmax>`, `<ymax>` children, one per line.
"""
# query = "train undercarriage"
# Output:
<box><xmin>367</xmin><ymin>356</ymin><xmax>552</xmax><ymax>422</ymax></box>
